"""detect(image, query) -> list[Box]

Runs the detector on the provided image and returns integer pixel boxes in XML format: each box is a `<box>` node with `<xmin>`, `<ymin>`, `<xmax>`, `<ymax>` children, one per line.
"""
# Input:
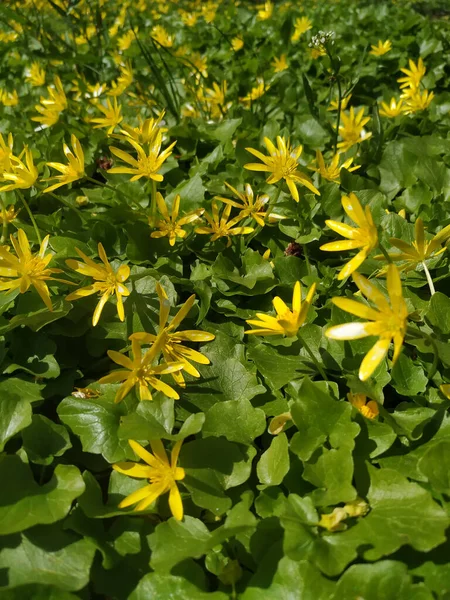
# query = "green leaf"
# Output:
<box><xmin>0</xmin><ymin>525</ymin><xmax>96</xmax><ymax>591</ymax></box>
<box><xmin>5</xmin><ymin>332</ymin><xmax>60</xmax><ymax>379</ymax></box>
<box><xmin>0</xmin><ymin>394</ymin><xmax>32</xmax><ymax>451</ymax></box>
<box><xmin>203</xmin><ymin>398</ymin><xmax>266</xmax><ymax>444</ymax></box>
<box><xmin>418</xmin><ymin>439</ymin><xmax>450</xmax><ymax>494</ymax></box>
<box><xmin>426</xmin><ymin>292</ymin><xmax>450</xmax><ymax>334</ymax></box>
<box><xmin>391</xmin><ymin>354</ymin><xmax>428</xmax><ymax>396</ymax></box>
<box><xmin>257</xmin><ymin>433</ymin><xmax>290</xmax><ymax>486</ymax></box>
<box><xmin>57</xmin><ymin>390</ymin><xmax>133</xmax><ymax>463</ymax></box>
<box><xmin>303</xmin><ymin>447</ymin><xmax>356</xmax><ymax>506</ymax></box>
<box><xmin>0</xmin><ymin>456</ymin><xmax>85</xmax><ymax>535</ymax></box>
<box><xmin>247</xmin><ymin>343</ymin><xmax>304</xmax><ymax>390</ymax></box>
<box><xmin>130</xmin><ymin>572</ymin><xmax>228</xmax><ymax>600</ymax></box>
<box><xmin>166</xmin><ymin>173</ymin><xmax>205</xmax><ymax>211</ymax></box>
<box><xmin>22</xmin><ymin>415</ymin><xmax>71</xmax><ymax>465</ymax></box>
<box><xmin>118</xmin><ymin>396</ymin><xmax>174</xmax><ymax>441</ymax></box>
<box><xmin>0</xmin><ymin>585</ymin><xmax>79</xmax><ymax>599</ymax></box>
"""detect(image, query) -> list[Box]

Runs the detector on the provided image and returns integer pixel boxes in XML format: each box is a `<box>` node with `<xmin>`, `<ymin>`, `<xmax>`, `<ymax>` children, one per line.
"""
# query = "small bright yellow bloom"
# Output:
<box><xmin>309</xmin><ymin>47</ymin><xmax>326</xmax><ymax>60</ymax></box>
<box><xmin>0</xmin><ymin>147</ymin><xmax>38</xmax><ymax>192</ymax></box>
<box><xmin>151</xmin><ymin>25</ymin><xmax>173</xmax><ymax>47</ymax></box>
<box><xmin>195</xmin><ymin>201</ymin><xmax>253</xmax><ymax>245</ymax></box>
<box><xmin>291</xmin><ymin>16</ymin><xmax>312</xmax><ymax>42</ymax></box>
<box><xmin>231</xmin><ymin>36</ymin><xmax>244</xmax><ymax>52</ymax></box>
<box><xmin>180</xmin><ymin>11</ymin><xmax>198</xmax><ymax>27</ymax></box>
<box><xmin>309</xmin><ymin>150</ymin><xmax>360</xmax><ymax>183</ymax></box>
<box><xmin>318</xmin><ymin>507</ymin><xmax>348</xmax><ymax>532</ymax></box>
<box><xmin>440</xmin><ymin>384</ymin><xmax>450</xmax><ymax>400</ymax></box>
<box><xmin>0</xmin><ymin>205</ymin><xmax>19</xmax><ymax>224</ymax></box>
<box><xmin>379</xmin><ymin>97</ymin><xmax>405</xmax><ymax>118</ymax></box>
<box><xmin>257</xmin><ymin>1</ymin><xmax>273</xmax><ymax>20</ymax></box>
<box><xmin>42</xmin><ymin>135</ymin><xmax>85</xmax><ymax>194</ymax></box>
<box><xmin>65</xmin><ymin>243</ymin><xmax>130</xmax><ymax>326</ymax></box>
<box><xmin>240</xmin><ymin>79</ymin><xmax>268</xmax><ymax>105</ymax></box>
<box><xmin>271</xmin><ymin>54</ymin><xmax>289</xmax><ymax>73</ymax></box>
<box><xmin>117</xmin><ymin>110</ymin><xmax>167</xmax><ymax>145</ymax></box>
<box><xmin>25</xmin><ymin>62</ymin><xmax>46</xmax><ymax>86</ymax></box>
<box><xmin>337</xmin><ymin>107</ymin><xmax>372</xmax><ymax>152</ymax></box>
<box><xmin>114</xmin><ymin>439</ymin><xmax>185</xmax><ymax>519</ymax></box>
<box><xmin>91</xmin><ymin>97</ymin><xmax>123</xmax><ymax>134</ymax></box>
<box><xmin>117</xmin><ymin>29</ymin><xmax>135</xmax><ymax>51</ymax></box>
<box><xmin>98</xmin><ymin>337</ymin><xmax>183</xmax><ymax>403</ymax></box>
<box><xmin>369</xmin><ymin>40</ymin><xmax>392</xmax><ymax>56</ymax></box>
<box><xmin>245</xmin><ymin>136</ymin><xmax>320</xmax><ymax>202</ymax></box>
<box><xmin>32</xmin><ymin>76</ymin><xmax>67</xmax><ymax>128</ymax></box>
<box><xmin>375</xmin><ymin>218</ymin><xmax>450</xmax><ymax>272</ymax></box>
<box><xmin>327</xmin><ymin>94</ymin><xmax>351</xmax><ymax>112</ymax></box>
<box><xmin>151</xmin><ymin>193</ymin><xmax>204</xmax><ymax>246</ymax></box>
<box><xmin>245</xmin><ymin>281</ymin><xmax>316</xmax><ymax>336</ymax></box>
<box><xmin>403</xmin><ymin>89</ymin><xmax>434</xmax><ymax>114</ymax></box>
<box><xmin>214</xmin><ymin>182</ymin><xmax>285</xmax><ymax>227</ymax></box>
<box><xmin>397</xmin><ymin>57</ymin><xmax>426</xmax><ymax>90</ymax></box>
<box><xmin>0</xmin><ymin>89</ymin><xmax>19</xmax><ymax>107</ymax></box>
<box><xmin>325</xmin><ymin>264</ymin><xmax>408</xmax><ymax>381</ymax></box>
<box><xmin>347</xmin><ymin>392</ymin><xmax>379</xmax><ymax>419</ymax></box>
<box><xmin>0</xmin><ymin>230</ymin><xmax>68</xmax><ymax>310</ymax></box>
<box><xmin>0</xmin><ymin>133</ymin><xmax>14</xmax><ymax>178</ymax></box>
<box><xmin>320</xmin><ymin>193</ymin><xmax>378</xmax><ymax>280</ymax></box>
<box><xmin>202</xmin><ymin>3</ymin><xmax>217</xmax><ymax>23</ymax></box>
<box><xmin>131</xmin><ymin>282</ymin><xmax>215</xmax><ymax>387</ymax></box>
<box><xmin>109</xmin><ymin>132</ymin><xmax>175</xmax><ymax>183</ymax></box>
<box><xmin>108</xmin><ymin>62</ymin><xmax>134</xmax><ymax>97</ymax></box>
<box><xmin>204</xmin><ymin>81</ymin><xmax>232</xmax><ymax>119</ymax></box>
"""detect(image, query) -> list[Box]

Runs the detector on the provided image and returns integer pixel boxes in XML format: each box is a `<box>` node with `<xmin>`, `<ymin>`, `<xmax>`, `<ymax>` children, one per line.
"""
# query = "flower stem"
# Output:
<box><xmin>0</xmin><ymin>197</ymin><xmax>8</xmax><ymax>244</ymax></box>
<box><xmin>422</xmin><ymin>261</ymin><xmax>435</xmax><ymax>295</ymax></box>
<box><xmin>334</xmin><ymin>77</ymin><xmax>342</xmax><ymax>154</ymax></box>
<box><xmin>378</xmin><ymin>242</ymin><xmax>392</xmax><ymax>264</ymax></box>
<box><xmin>298</xmin><ymin>331</ymin><xmax>327</xmax><ymax>380</ymax></box>
<box><xmin>16</xmin><ymin>190</ymin><xmax>41</xmax><ymax>244</ymax></box>
<box><xmin>406</xmin><ymin>325</ymin><xmax>439</xmax><ymax>380</ymax></box>
<box><xmin>149</xmin><ymin>179</ymin><xmax>158</xmax><ymax>227</ymax></box>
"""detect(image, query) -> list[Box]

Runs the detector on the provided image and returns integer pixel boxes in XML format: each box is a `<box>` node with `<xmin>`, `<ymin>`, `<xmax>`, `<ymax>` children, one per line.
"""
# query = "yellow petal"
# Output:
<box><xmin>359</xmin><ymin>337</ymin><xmax>391</xmax><ymax>381</ymax></box>
<box><xmin>169</xmin><ymin>484</ymin><xmax>184</xmax><ymax>520</ymax></box>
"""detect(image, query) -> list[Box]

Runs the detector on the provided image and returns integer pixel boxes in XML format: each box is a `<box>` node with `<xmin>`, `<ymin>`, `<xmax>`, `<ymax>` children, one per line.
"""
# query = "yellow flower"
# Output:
<box><xmin>0</xmin><ymin>229</ymin><xmax>68</xmax><ymax>310</ymax></box>
<box><xmin>291</xmin><ymin>16</ymin><xmax>312</xmax><ymax>42</ymax></box>
<box><xmin>0</xmin><ymin>205</ymin><xmax>19</xmax><ymax>224</ymax></box>
<box><xmin>91</xmin><ymin>97</ymin><xmax>123</xmax><ymax>134</ymax></box>
<box><xmin>246</xmin><ymin>281</ymin><xmax>316</xmax><ymax>336</ymax></box>
<box><xmin>113</xmin><ymin>439</ymin><xmax>185</xmax><ymax>520</ymax></box>
<box><xmin>0</xmin><ymin>147</ymin><xmax>38</xmax><ymax>192</ymax></box>
<box><xmin>151</xmin><ymin>25</ymin><xmax>173</xmax><ymax>47</ymax></box>
<box><xmin>240</xmin><ymin>79</ymin><xmax>269</xmax><ymax>106</ymax></box>
<box><xmin>369</xmin><ymin>40</ymin><xmax>392</xmax><ymax>56</ymax></box>
<box><xmin>0</xmin><ymin>90</ymin><xmax>19</xmax><ymax>107</ymax></box>
<box><xmin>98</xmin><ymin>336</ymin><xmax>183</xmax><ymax>403</ymax></box>
<box><xmin>231</xmin><ymin>36</ymin><xmax>244</xmax><ymax>52</ymax></box>
<box><xmin>403</xmin><ymin>89</ymin><xmax>434</xmax><ymax>114</ymax></box>
<box><xmin>337</xmin><ymin>107</ymin><xmax>372</xmax><ymax>152</ymax></box>
<box><xmin>108</xmin><ymin>62</ymin><xmax>134</xmax><ymax>97</ymax></box>
<box><xmin>195</xmin><ymin>201</ymin><xmax>254</xmax><ymax>245</ymax></box>
<box><xmin>379</xmin><ymin>97</ymin><xmax>405</xmax><ymax>118</ymax></box>
<box><xmin>440</xmin><ymin>384</ymin><xmax>450</xmax><ymax>400</ymax></box>
<box><xmin>347</xmin><ymin>392</ymin><xmax>379</xmax><ymax>419</ymax></box>
<box><xmin>65</xmin><ymin>243</ymin><xmax>130</xmax><ymax>326</ymax></box>
<box><xmin>202</xmin><ymin>3</ymin><xmax>217</xmax><ymax>23</ymax></box>
<box><xmin>117</xmin><ymin>29</ymin><xmax>135</xmax><ymax>51</ymax></box>
<box><xmin>271</xmin><ymin>54</ymin><xmax>289</xmax><ymax>73</ymax></box>
<box><xmin>257</xmin><ymin>1</ymin><xmax>273</xmax><ymax>20</ymax></box>
<box><xmin>204</xmin><ymin>82</ymin><xmax>232</xmax><ymax>119</ymax></box>
<box><xmin>25</xmin><ymin>62</ymin><xmax>46</xmax><ymax>87</ymax></box>
<box><xmin>397</xmin><ymin>57</ymin><xmax>426</xmax><ymax>91</ymax></box>
<box><xmin>214</xmin><ymin>182</ymin><xmax>285</xmax><ymax>227</ymax></box>
<box><xmin>268</xmin><ymin>412</ymin><xmax>292</xmax><ymax>435</ymax></box>
<box><xmin>320</xmin><ymin>193</ymin><xmax>378</xmax><ymax>280</ymax></box>
<box><xmin>0</xmin><ymin>133</ymin><xmax>14</xmax><ymax>179</ymax></box>
<box><xmin>309</xmin><ymin>47</ymin><xmax>326</xmax><ymax>60</ymax></box>
<box><xmin>131</xmin><ymin>282</ymin><xmax>215</xmax><ymax>387</ymax></box>
<box><xmin>180</xmin><ymin>11</ymin><xmax>198</xmax><ymax>27</ymax></box>
<box><xmin>32</xmin><ymin>76</ymin><xmax>67</xmax><ymax>128</ymax></box>
<box><xmin>325</xmin><ymin>264</ymin><xmax>408</xmax><ymax>381</ymax></box>
<box><xmin>244</xmin><ymin>136</ymin><xmax>320</xmax><ymax>202</ymax></box>
<box><xmin>375</xmin><ymin>218</ymin><xmax>450</xmax><ymax>272</ymax></box>
<box><xmin>109</xmin><ymin>132</ymin><xmax>176</xmax><ymax>182</ymax></box>
<box><xmin>327</xmin><ymin>94</ymin><xmax>351</xmax><ymax>111</ymax></box>
<box><xmin>117</xmin><ymin>110</ymin><xmax>167</xmax><ymax>145</ymax></box>
<box><xmin>42</xmin><ymin>135</ymin><xmax>85</xmax><ymax>194</ymax></box>
<box><xmin>151</xmin><ymin>193</ymin><xmax>204</xmax><ymax>246</ymax></box>
<box><xmin>318</xmin><ymin>507</ymin><xmax>348</xmax><ymax>532</ymax></box>
<box><xmin>309</xmin><ymin>150</ymin><xmax>360</xmax><ymax>183</ymax></box>
<box><xmin>31</xmin><ymin>105</ymin><xmax>61</xmax><ymax>128</ymax></box>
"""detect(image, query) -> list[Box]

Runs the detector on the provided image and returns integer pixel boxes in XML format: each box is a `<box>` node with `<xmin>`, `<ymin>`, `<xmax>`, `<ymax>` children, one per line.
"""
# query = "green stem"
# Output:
<box><xmin>16</xmin><ymin>190</ymin><xmax>41</xmax><ymax>244</ymax></box>
<box><xmin>422</xmin><ymin>261</ymin><xmax>435</xmax><ymax>295</ymax></box>
<box><xmin>85</xmin><ymin>176</ymin><xmax>144</xmax><ymax>212</ymax></box>
<box><xmin>334</xmin><ymin>77</ymin><xmax>342</xmax><ymax>154</ymax></box>
<box><xmin>149</xmin><ymin>179</ymin><xmax>158</xmax><ymax>227</ymax></box>
<box><xmin>303</xmin><ymin>244</ymin><xmax>312</xmax><ymax>276</ymax></box>
<box><xmin>378</xmin><ymin>242</ymin><xmax>392</xmax><ymax>264</ymax></box>
<box><xmin>0</xmin><ymin>196</ymin><xmax>8</xmax><ymax>244</ymax></box>
<box><xmin>298</xmin><ymin>331</ymin><xmax>327</xmax><ymax>380</ymax></box>
<box><xmin>406</xmin><ymin>326</ymin><xmax>439</xmax><ymax>380</ymax></box>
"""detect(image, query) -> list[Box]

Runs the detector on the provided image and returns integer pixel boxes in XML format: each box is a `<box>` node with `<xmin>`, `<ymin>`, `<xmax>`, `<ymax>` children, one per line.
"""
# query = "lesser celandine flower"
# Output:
<box><xmin>151</xmin><ymin>192</ymin><xmax>204</xmax><ymax>246</ymax></box>
<box><xmin>108</xmin><ymin>62</ymin><xmax>133</xmax><ymax>96</ymax></box>
<box><xmin>257</xmin><ymin>1</ymin><xmax>273</xmax><ymax>20</ymax></box>
<box><xmin>25</xmin><ymin>62</ymin><xmax>46</xmax><ymax>86</ymax></box>
<box><xmin>215</xmin><ymin>182</ymin><xmax>285</xmax><ymax>227</ymax></box>
<box><xmin>32</xmin><ymin>76</ymin><xmax>67</xmax><ymax>128</ymax></box>
<box><xmin>369</xmin><ymin>40</ymin><xmax>392</xmax><ymax>56</ymax></box>
<box><xmin>131</xmin><ymin>282</ymin><xmax>215</xmax><ymax>387</ymax></box>
<box><xmin>403</xmin><ymin>89</ymin><xmax>434</xmax><ymax>114</ymax></box>
<box><xmin>117</xmin><ymin>110</ymin><xmax>167</xmax><ymax>145</ymax></box>
<box><xmin>109</xmin><ymin>132</ymin><xmax>176</xmax><ymax>183</ymax></box>
<box><xmin>397</xmin><ymin>57</ymin><xmax>426</xmax><ymax>91</ymax></box>
<box><xmin>117</xmin><ymin>29</ymin><xmax>135</xmax><ymax>52</ymax></box>
<box><xmin>91</xmin><ymin>97</ymin><xmax>123</xmax><ymax>134</ymax></box>
<box><xmin>196</xmin><ymin>201</ymin><xmax>254</xmax><ymax>245</ymax></box>
<box><xmin>42</xmin><ymin>135</ymin><xmax>85</xmax><ymax>193</ymax></box>
<box><xmin>151</xmin><ymin>25</ymin><xmax>173</xmax><ymax>47</ymax></box>
<box><xmin>113</xmin><ymin>439</ymin><xmax>185</xmax><ymax>519</ymax></box>
<box><xmin>0</xmin><ymin>133</ymin><xmax>13</xmax><ymax>177</ymax></box>
<box><xmin>231</xmin><ymin>36</ymin><xmax>244</xmax><ymax>51</ymax></box>
<box><xmin>347</xmin><ymin>392</ymin><xmax>379</xmax><ymax>419</ymax></box>
<box><xmin>379</xmin><ymin>97</ymin><xmax>404</xmax><ymax>118</ymax></box>
<box><xmin>291</xmin><ymin>16</ymin><xmax>312</xmax><ymax>41</ymax></box>
<box><xmin>338</xmin><ymin>108</ymin><xmax>372</xmax><ymax>152</ymax></box>
<box><xmin>0</xmin><ymin>147</ymin><xmax>38</xmax><ymax>192</ymax></box>
<box><xmin>0</xmin><ymin>205</ymin><xmax>19</xmax><ymax>224</ymax></box>
<box><xmin>240</xmin><ymin>79</ymin><xmax>268</xmax><ymax>106</ymax></box>
<box><xmin>98</xmin><ymin>337</ymin><xmax>183</xmax><ymax>403</ymax></box>
<box><xmin>320</xmin><ymin>193</ymin><xmax>378</xmax><ymax>280</ymax></box>
<box><xmin>326</xmin><ymin>264</ymin><xmax>408</xmax><ymax>381</ymax></box>
<box><xmin>309</xmin><ymin>150</ymin><xmax>360</xmax><ymax>183</ymax></box>
<box><xmin>204</xmin><ymin>82</ymin><xmax>232</xmax><ymax>119</ymax></box>
<box><xmin>327</xmin><ymin>94</ymin><xmax>351</xmax><ymax>112</ymax></box>
<box><xmin>271</xmin><ymin>55</ymin><xmax>289</xmax><ymax>73</ymax></box>
<box><xmin>246</xmin><ymin>281</ymin><xmax>316</xmax><ymax>337</ymax></box>
<box><xmin>65</xmin><ymin>243</ymin><xmax>130</xmax><ymax>326</ymax></box>
<box><xmin>0</xmin><ymin>229</ymin><xmax>69</xmax><ymax>310</ymax></box>
<box><xmin>245</xmin><ymin>136</ymin><xmax>320</xmax><ymax>202</ymax></box>
<box><xmin>0</xmin><ymin>89</ymin><xmax>19</xmax><ymax>107</ymax></box>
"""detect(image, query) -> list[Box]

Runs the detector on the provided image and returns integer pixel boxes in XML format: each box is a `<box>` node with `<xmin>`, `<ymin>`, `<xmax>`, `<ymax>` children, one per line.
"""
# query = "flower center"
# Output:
<box><xmin>138</xmin><ymin>155</ymin><xmax>158</xmax><ymax>177</ymax></box>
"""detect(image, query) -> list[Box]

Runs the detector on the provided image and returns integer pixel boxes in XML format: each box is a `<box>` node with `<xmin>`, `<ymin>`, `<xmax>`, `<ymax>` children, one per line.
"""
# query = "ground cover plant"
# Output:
<box><xmin>1</xmin><ymin>0</ymin><xmax>450</xmax><ymax>597</ymax></box>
